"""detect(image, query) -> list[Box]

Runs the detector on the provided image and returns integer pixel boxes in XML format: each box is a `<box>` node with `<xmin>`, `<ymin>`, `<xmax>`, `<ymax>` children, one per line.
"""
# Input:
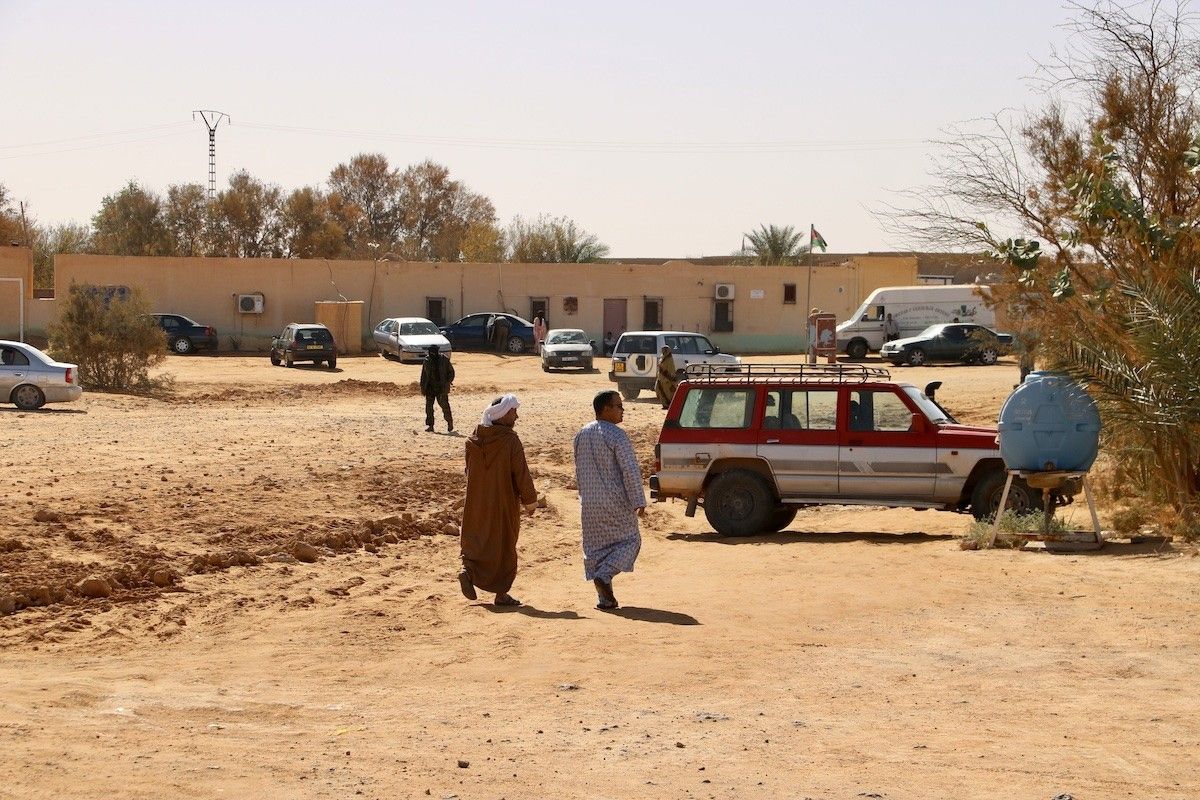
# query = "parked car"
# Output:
<box><xmin>650</xmin><ymin>362</ymin><xmax>1064</xmax><ymax>537</ymax></box>
<box><xmin>373</xmin><ymin>317</ymin><xmax>451</xmax><ymax>363</ymax></box>
<box><xmin>609</xmin><ymin>331</ymin><xmax>741</xmax><ymax>400</ymax></box>
<box><xmin>880</xmin><ymin>323</ymin><xmax>1013</xmax><ymax>367</ymax></box>
<box><xmin>150</xmin><ymin>313</ymin><xmax>218</xmax><ymax>354</ymax></box>
<box><xmin>836</xmin><ymin>284</ymin><xmax>993</xmax><ymax>359</ymax></box>
<box><xmin>439</xmin><ymin>313</ymin><xmax>536</xmax><ymax>354</ymax></box>
<box><xmin>269</xmin><ymin>323</ymin><xmax>338</xmax><ymax>369</ymax></box>
<box><xmin>540</xmin><ymin>328</ymin><xmax>594</xmax><ymax>372</ymax></box>
<box><xmin>0</xmin><ymin>340</ymin><xmax>82</xmax><ymax>410</ymax></box>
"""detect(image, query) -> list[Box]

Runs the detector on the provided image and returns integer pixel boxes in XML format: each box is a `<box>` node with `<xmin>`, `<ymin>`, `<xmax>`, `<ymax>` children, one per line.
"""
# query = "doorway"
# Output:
<box><xmin>530</xmin><ymin>297</ymin><xmax>549</xmax><ymax>327</ymax></box>
<box><xmin>603</xmin><ymin>298</ymin><xmax>628</xmax><ymax>340</ymax></box>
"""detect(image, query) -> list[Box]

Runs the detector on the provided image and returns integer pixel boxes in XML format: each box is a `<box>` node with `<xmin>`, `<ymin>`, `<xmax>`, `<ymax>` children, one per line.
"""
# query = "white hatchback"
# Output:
<box><xmin>608</xmin><ymin>331</ymin><xmax>740</xmax><ymax>400</ymax></box>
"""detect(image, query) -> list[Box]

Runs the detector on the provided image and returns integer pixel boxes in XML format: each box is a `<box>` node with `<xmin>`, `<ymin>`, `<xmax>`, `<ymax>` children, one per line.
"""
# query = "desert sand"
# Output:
<box><xmin>1</xmin><ymin>352</ymin><xmax>1197</xmax><ymax>800</ymax></box>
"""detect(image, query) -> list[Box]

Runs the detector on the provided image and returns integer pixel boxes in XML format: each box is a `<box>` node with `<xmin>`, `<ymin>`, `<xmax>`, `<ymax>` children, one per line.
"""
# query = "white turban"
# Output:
<box><xmin>481</xmin><ymin>393</ymin><xmax>520</xmax><ymax>427</ymax></box>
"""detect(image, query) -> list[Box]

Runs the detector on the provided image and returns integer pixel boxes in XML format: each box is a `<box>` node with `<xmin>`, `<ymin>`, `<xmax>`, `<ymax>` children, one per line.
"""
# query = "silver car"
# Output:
<box><xmin>540</xmin><ymin>328</ymin><xmax>595</xmax><ymax>372</ymax></box>
<box><xmin>0</xmin><ymin>341</ymin><xmax>83</xmax><ymax>410</ymax></box>
<box><xmin>373</xmin><ymin>317</ymin><xmax>452</xmax><ymax>363</ymax></box>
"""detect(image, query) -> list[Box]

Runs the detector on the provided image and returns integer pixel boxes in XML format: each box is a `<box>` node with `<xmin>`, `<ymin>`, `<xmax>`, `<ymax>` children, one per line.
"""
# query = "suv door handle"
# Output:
<box><xmin>848</xmin><ymin>438</ymin><xmax>863</xmax><ymax>446</ymax></box>
<box><xmin>765</xmin><ymin>438</ymin><xmax>780</xmax><ymax>444</ymax></box>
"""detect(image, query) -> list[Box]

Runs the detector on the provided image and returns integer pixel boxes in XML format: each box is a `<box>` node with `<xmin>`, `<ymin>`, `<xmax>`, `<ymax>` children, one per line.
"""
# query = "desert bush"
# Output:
<box><xmin>48</xmin><ymin>283</ymin><xmax>167</xmax><ymax>392</ymax></box>
<box><xmin>1109</xmin><ymin>506</ymin><xmax>1148</xmax><ymax>536</ymax></box>
<box><xmin>960</xmin><ymin>511</ymin><xmax>1069</xmax><ymax>550</ymax></box>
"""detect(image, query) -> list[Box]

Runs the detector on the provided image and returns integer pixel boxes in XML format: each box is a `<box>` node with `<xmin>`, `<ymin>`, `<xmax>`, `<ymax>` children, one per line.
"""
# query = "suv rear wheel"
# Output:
<box><xmin>970</xmin><ymin>470</ymin><xmax>1042</xmax><ymax>521</ymax></box>
<box><xmin>768</xmin><ymin>506</ymin><xmax>798</xmax><ymax>533</ymax></box>
<box><xmin>703</xmin><ymin>469</ymin><xmax>775</xmax><ymax>537</ymax></box>
<box><xmin>619</xmin><ymin>386</ymin><xmax>640</xmax><ymax>401</ymax></box>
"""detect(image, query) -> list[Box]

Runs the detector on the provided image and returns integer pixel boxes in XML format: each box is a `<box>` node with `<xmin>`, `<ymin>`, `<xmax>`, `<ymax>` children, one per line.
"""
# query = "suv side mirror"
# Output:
<box><xmin>705</xmin><ymin>347</ymin><xmax>719</xmax><ymax>355</ymax></box>
<box><xmin>910</xmin><ymin>412</ymin><xmax>925</xmax><ymax>433</ymax></box>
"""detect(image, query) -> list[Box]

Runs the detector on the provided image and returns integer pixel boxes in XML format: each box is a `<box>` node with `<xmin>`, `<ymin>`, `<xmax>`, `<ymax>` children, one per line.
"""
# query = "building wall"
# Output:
<box><xmin>43</xmin><ymin>254</ymin><xmax>918</xmax><ymax>353</ymax></box>
<box><xmin>0</xmin><ymin>247</ymin><xmax>54</xmax><ymax>342</ymax></box>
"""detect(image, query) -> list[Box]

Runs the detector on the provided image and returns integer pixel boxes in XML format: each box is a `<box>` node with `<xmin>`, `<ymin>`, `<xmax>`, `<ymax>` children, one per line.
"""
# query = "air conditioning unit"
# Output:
<box><xmin>237</xmin><ymin>293</ymin><xmax>265</xmax><ymax>314</ymax></box>
<box><xmin>714</xmin><ymin>283</ymin><xmax>735</xmax><ymax>300</ymax></box>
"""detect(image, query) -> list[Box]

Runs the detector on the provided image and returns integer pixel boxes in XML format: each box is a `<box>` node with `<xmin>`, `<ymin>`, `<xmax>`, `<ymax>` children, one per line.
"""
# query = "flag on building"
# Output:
<box><xmin>810</xmin><ymin>226</ymin><xmax>828</xmax><ymax>252</ymax></box>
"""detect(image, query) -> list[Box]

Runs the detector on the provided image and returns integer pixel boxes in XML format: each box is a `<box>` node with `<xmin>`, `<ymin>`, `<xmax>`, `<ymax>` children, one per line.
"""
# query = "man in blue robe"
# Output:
<box><xmin>573</xmin><ymin>390</ymin><xmax>646</xmax><ymax>609</ymax></box>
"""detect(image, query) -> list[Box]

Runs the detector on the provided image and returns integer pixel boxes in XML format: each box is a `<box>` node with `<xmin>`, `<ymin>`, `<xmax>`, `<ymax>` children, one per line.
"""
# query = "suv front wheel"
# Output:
<box><xmin>703</xmin><ymin>469</ymin><xmax>775</xmax><ymax>537</ymax></box>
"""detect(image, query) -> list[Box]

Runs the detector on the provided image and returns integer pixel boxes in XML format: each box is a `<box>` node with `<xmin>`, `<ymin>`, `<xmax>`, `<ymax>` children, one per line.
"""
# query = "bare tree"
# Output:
<box><xmin>885</xmin><ymin>1</ymin><xmax>1200</xmax><ymax>531</ymax></box>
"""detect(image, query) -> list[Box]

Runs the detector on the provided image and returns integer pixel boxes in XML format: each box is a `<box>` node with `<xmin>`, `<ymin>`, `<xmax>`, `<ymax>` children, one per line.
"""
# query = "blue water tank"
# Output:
<box><xmin>997</xmin><ymin>371</ymin><xmax>1101</xmax><ymax>472</ymax></box>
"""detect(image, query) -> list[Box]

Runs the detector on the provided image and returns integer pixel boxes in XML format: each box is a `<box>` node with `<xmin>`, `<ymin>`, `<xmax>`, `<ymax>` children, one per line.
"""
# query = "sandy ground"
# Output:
<box><xmin>1</xmin><ymin>351</ymin><xmax>1197</xmax><ymax>800</ymax></box>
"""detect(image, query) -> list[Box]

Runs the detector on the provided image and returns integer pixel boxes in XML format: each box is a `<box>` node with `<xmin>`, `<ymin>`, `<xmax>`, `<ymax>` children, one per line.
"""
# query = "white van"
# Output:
<box><xmin>836</xmin><ymin>285</ymin><xmax>993</xmax><ymax>359</ymax></box>
<box><xmin>609</xmin><ymin>331</ymin><xmax>741</xmax><ymax>400</ymax></box>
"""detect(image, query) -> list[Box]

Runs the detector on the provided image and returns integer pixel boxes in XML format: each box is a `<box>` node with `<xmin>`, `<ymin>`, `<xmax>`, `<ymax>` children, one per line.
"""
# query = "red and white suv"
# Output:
<box><xmin>650</xmin><ymin>363</ymin><xmax>1062</xmax><ymax>536</ymax></box>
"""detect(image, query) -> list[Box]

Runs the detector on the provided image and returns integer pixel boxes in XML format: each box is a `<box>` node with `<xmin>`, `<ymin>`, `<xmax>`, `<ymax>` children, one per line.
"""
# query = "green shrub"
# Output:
<box><xmin>48</xmin><ymin>283</ymin><xmax>167</xmax><ymax>392</ymax></box>
<box><xmin>960</xmin><ymin>511</ymin><xmax>1069</xmax><ymax>550</ymax></box>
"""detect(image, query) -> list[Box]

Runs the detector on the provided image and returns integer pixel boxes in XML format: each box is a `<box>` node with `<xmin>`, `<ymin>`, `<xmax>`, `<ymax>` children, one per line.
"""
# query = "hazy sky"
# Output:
<box><xmin>1</xmin><ymin>1</ymin><xmax>1075</xmax><ymax>257</ymax></box>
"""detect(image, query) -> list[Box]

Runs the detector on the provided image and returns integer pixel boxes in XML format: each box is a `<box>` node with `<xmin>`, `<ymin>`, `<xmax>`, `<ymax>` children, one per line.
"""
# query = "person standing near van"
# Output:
<box><xmin>655</xmin><ymin>345</ymin><xmax>679</xmax><ymax>409</ymax></box>
<box><xmin>884</xmin><ymin>313</ymin><xmax>900</xmax><ymax>342</ymax></box>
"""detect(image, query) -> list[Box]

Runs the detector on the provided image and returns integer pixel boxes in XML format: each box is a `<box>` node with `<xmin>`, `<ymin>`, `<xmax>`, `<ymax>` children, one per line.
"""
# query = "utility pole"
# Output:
<box><xmin>192</xmin><ymin>110</ymin><xmax>230</xmax><ymax>198</ymax></box>
<box><xmin>18</xmin><ymin>202</ymin><xmax>30</xmax><ymax>246</ymax></box>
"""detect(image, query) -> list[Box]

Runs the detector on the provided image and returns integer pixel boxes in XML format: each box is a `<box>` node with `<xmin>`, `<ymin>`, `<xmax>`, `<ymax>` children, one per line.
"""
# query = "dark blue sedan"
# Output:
<box><xmin>440</xmin><ymin>313</ymin><xmax>537</xmax><ymax>354</ymax></box>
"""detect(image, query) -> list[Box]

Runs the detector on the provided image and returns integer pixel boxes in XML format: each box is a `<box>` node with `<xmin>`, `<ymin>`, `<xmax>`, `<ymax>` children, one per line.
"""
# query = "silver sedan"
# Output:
<box><xmin>0</xmin><ymin>341</ymin><xmax>83</xmax><ymax>410</ymax></box>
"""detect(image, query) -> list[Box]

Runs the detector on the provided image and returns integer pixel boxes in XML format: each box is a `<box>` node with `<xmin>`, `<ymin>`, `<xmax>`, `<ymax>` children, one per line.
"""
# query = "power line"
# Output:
<box><xmin>0</xmin><ymin>130</ymin><xmax>192</xmax><ymax>161</ymax></box>
<box><xmin>235</xmin><ymin>120</ymin><xmax>931</xmax><ymax>154</ymax></box>
<box><xmin>0</xmin><ymin>122</ymin><xmax>192</xmax><ymax>151</ymax></box>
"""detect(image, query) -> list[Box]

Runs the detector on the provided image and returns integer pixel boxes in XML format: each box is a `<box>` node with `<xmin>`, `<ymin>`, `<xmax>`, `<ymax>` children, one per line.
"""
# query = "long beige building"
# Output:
<box><xmin>1</xmin><ymin>250</ymin><xmax>917</xmax><ymax>354</ymax></box>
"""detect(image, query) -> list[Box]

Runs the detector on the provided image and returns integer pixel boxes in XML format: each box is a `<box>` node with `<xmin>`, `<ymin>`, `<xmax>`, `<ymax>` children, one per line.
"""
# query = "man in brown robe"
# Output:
<box><xmin>458</xmin><ymin>394</ymin><xmax>538</xmax><ymax>606</ymax></box>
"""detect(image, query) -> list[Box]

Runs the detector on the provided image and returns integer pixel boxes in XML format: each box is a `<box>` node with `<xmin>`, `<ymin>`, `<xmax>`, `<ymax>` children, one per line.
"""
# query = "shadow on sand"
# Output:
<box><xmin>665</xmin><ymin>530</ymin><xmax>957</xmax><ymax>546</ymax></box>
<box><xmin>0</xmin><ymin>406</ymin><xmax>88</xmax><ymax>415</ymax></box>
<box><xmin>602</xmin><ymin>606</ymin><xmax>700</xmax><ymax>626</ymax></box>
<box><xmin>481</xmin><ymin>603</ymin><xmax>584</xmax><ymax>620</ymax></box>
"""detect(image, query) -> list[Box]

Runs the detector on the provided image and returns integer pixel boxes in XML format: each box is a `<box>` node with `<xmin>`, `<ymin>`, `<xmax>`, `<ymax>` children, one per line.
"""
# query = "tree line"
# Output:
<box><xmin>0</xmin><ymin>154</ymin><xmax>610</xmax><ymax>288</ymax></box>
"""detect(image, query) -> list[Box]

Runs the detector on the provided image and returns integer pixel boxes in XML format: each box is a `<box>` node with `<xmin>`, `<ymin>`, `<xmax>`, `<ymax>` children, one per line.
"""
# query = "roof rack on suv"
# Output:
<box><xmin>682</xmin><ymin>362</ymin><xmax>892</xmax><ymax>384</ymax></box>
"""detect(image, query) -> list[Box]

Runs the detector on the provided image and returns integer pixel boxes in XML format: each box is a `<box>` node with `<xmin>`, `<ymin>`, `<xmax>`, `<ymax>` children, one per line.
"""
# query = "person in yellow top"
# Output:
<box><xmin>655</xmin><ymin>345</ymin><xmax>680</xmax><ymax>409</ymax></box>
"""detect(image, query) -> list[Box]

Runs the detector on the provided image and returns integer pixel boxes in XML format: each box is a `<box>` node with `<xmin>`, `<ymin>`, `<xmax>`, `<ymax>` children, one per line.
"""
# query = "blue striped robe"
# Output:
<box><xmin>573</xmin><ymin>420</ymin><xmax>645</xmax><ymax>581</ymax></box>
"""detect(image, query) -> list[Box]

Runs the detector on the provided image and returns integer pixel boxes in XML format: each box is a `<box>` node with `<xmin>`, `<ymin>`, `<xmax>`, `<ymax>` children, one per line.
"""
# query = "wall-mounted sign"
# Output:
<box><xmin>749</xmin><ymin>289</ymin><xmax>765</xmax><ymax>300</ymax></box>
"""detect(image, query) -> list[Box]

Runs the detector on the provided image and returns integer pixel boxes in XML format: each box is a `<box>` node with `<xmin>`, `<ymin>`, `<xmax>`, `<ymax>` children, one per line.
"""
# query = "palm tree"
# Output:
<box><xmin>742</xmin><ymin>224</ymin><xmax>809</xmax><ymax>265</ymax></box>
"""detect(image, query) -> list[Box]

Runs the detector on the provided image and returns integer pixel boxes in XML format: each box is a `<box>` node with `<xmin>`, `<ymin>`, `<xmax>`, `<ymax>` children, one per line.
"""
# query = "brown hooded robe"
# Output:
<box><xmin>460</xmin><ymin>423</ymin><xmax>538</xmax><ymax>593</ymax></box>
